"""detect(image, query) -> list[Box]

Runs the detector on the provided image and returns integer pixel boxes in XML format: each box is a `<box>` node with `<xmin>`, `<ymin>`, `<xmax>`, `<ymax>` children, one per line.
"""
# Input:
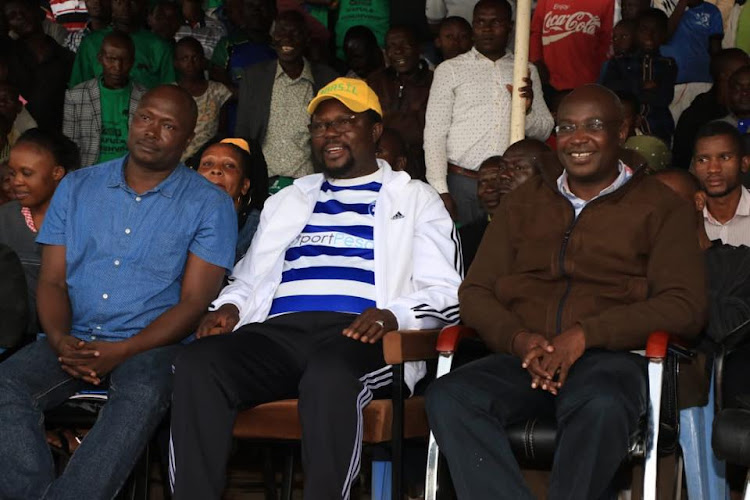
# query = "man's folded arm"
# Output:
<box><xmin>123</xmin><ymin>253</ymin><xmax>227</xmax><ymax>356</ymax></box>
<box><xmin>458</xmin><ymin>203</ymin><xmax>528</xmax><ymax>353</ymax></box>
<box><xmin>578</xmin><ymin>201</ymin><xmax>708</xmax><ymax>351</ymax></box>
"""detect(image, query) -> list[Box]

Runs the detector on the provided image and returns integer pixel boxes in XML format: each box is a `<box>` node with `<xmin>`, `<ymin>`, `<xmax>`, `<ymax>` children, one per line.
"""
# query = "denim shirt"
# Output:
<box><xmin>37</xmin><ymin>156</ymin><xmax>237</xmax><ymax>341</ymax></box>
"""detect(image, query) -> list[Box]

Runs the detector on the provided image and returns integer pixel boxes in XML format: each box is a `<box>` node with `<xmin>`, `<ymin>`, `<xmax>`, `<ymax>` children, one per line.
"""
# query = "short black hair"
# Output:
<box><xmin>614</xmin><ymin>18</ymin><xmax>636</xmax><ymax>31</ymax></box>
<box><xmin>15</xmin><ymin>128</ymin><xmax>81</xmax><ymax>172</ymax></box>
<box><xmin>344</xmin><ymin>25</ymin><xmax>379</xmax><ymax>47</ymax></box>
<box><xmin>694</xmin><ymin>120</ymin><xmax>745</xmax><ymax>156</ymax></box>
<box><xmin>474</xmin><ymin>0</ymin><xmax>512</xmax><ymax>19</ymax></box>
<box><xmin>274</xmin><ymin>9</ymin><xmax>309</xmax><ymax>37</ymax></box>
<box><xmin>637</xmin><ymin>7</ymin><xmax>669</xmax><ymax>34</ymax></box>
<box><xmin>387</xmin><ymin>24</ymin><xmax>419</xmax><ymax>45</ymax></box>
<box><xmin>479</xmin><ymin>155</ymin><xmax>504</xmax><ymax>169</ymax></box>
<box><xmin>439</xmin><ymin>16</ymin><xmax>471</xmax><ymax>34</ymax></box>
<box><xmin>175</xmin><ymin>36</ymin><xmax>204</xmax><ymax>56</ymax></box>
<box><xmin>100</xmin><ymin>30</ymin><xmax>136</xmax><ymax>58</ymax></box>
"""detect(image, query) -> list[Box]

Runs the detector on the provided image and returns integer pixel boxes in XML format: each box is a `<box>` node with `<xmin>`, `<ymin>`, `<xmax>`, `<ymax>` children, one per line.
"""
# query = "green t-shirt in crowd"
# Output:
<box><xmin>737</xmin><ymin>5</ymin><xmax>750</xmax><ymax>55</ymax></box>
<box><xmin>335</xmin><ymin>0</ymin><xmax>389</xmax><ymax>59</ymax></box>
<box><xmin>97</xmin><ymin>79</ymin><xmax>131</xmax><ymax>163</ymax></box>
<box><xmin>69</xmin><ymin>27</ymin><xmax>176</xmax><ymax>89</ymax></box>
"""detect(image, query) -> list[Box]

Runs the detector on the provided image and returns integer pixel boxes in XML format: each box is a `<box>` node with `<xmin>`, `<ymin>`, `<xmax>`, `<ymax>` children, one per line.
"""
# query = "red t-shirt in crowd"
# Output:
<box><xmin>530</xmin><ymin>0</ymin><xmax>614</xmax><ymax>91</ymax></box>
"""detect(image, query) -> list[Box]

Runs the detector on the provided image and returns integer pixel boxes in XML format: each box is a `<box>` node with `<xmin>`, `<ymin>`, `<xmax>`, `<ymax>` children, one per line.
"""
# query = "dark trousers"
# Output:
<box><xmin>425</xmin><ymin>350</ymin><xmax>647</xmax><ymax>500</ymax></box>
<box><xmin>169</xmin><ymin>312</ymin><xmax>392</xmax><ymax>500</ymax></box>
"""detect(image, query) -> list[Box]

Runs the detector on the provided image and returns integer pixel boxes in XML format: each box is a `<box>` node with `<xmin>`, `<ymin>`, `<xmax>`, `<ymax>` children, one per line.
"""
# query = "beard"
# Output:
<box><xmin>314</xmin><ymin>149</ymin><xmax>357</xmax><ymax>179</ymax></box>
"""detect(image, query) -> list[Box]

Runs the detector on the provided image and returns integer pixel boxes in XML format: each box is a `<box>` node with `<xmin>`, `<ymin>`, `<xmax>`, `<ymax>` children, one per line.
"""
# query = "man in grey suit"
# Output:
<box><xmin>235</xmin><ymin>10</ymin><xmax>338</xmax><ymax>187</ymax></box>
<box><xmin>63</xmin><ymin>31</ymin><xmax>147</xmax><ymax>167</ymax></box>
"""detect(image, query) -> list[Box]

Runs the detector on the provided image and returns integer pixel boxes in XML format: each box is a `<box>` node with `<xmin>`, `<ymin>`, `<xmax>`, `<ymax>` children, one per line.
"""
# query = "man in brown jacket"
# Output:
<box><xmin>425</xmin><ymin>85</ymin><xmax>707</xmax><ymax>499</ymax></box>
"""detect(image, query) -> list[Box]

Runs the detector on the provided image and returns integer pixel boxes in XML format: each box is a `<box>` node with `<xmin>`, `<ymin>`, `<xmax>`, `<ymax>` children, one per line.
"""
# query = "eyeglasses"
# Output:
<box><xmin>308</xmin><ymin>115</ymin><xmax>358</xmax><ymax>138</ymax></box>
<box><xmin>554</xmin><ymin>119</ymin><xmax>621</xmax><ymax>136</ymax></box>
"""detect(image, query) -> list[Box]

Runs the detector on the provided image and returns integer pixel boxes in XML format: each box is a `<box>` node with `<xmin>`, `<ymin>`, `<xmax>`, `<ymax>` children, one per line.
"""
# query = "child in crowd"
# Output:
<box><xmin>599</xmin><ymin>20</ymin><xmax>637</xmax><ymax>86</ymax></box>
<box><xmin>376</xmin><ymin>127</ymin><xmax>410</xmax><ymax>174</ymax></box>
<box><xmin>616</xmin><ymin>90</ymin><xmax>646</xmax><ymax>138</ymax></box>
<box><xmin>601</xmin><ymin>8</ymin><xmax>677</xmax><ymax>143</ymax></box>
<box><xmin>613</xmin><ymin>19</ymin><xmax>637</xmax><ymax>57</ymax></box>
<box><xmin>174</xmin><ymin>37</ymin><xmax>233</xmax><ymax>163</ymax></box>
<box><xmin>661</xmin><ymin>0</ymin><xmax>724</xmax><ymax>121</ymax></box>
<box><xmin>435</xmin><ymin>16</ymin><xmax>473</xmax><ymax>61</ymax></box>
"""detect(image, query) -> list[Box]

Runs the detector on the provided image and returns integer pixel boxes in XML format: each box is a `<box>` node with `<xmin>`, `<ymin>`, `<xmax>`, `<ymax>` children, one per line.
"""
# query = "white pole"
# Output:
<box><xmin>510</xmin><ymin>0</ymin><xmax>532</xmax><ymax>144</ymax></box>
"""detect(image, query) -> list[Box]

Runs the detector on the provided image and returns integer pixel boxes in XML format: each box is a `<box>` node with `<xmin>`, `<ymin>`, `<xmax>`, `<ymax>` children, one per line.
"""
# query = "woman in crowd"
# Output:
<box><xmin>0</xmin><ymin>129</ymin><xmax>78</xmax><ymax>340</ymax></box>
<box><xmin>196</xmin><ymin>138</ymin><xmax>268</xmax><ymax>262</ymax></box>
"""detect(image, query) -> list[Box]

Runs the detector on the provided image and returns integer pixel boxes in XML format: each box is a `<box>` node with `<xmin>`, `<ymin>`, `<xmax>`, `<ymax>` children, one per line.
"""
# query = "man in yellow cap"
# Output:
<box><xmin>168</xmin><ymin>77</ymin><xmax>462</xmax><ymax>499</ymax></box>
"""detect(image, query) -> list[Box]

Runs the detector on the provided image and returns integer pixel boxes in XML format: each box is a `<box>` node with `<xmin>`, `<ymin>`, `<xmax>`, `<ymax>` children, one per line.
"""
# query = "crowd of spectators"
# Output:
<box><xmin>2</xmin><ymin>0</ymin><xmax>750</xmax><ymax>497</ymax></box>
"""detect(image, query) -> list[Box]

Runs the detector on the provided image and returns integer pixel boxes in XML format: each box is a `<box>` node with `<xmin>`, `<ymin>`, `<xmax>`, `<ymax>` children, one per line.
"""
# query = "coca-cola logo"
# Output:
<box><xmin>542</xmin><ymin>11</ymin><xmax>601</xmax><ymax>44</ymax></box>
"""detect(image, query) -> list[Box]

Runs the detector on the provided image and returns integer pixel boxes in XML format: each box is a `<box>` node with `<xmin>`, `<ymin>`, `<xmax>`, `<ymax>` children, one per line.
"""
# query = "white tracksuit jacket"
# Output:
<box><xmin>211</xmin><ymin>160</ymin><xmax>463</xmax><ymax>391</ymax></box>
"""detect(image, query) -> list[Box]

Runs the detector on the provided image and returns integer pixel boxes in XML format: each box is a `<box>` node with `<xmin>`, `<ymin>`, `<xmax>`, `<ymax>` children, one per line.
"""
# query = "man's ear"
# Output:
<box><xmin>741</xmin><ymin>154</ymin><xmax>750</xmax><ymax>174</ymax></box>
<box><xmin>395</xmin><ymin>155</ymin><xmax>408</xmax><ymax>172</ymax></box>
<box><xmin>617</xmin><ymin>119</ymin><xmax>629</xmax><ymax>145</ymax></box>
<box><xmin>371</xmin><ymin>121</ymin><xmax>383</xmax><ymax>144</ymax></box>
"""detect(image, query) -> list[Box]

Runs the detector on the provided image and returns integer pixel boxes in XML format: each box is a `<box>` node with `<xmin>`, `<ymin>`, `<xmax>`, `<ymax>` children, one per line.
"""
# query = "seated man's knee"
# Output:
<box><xmin>425</xmin><ymin>372</ymin><xmax>468</xmax><ymax>419</ymax></box>
<box><xmin>298</xmin><ymin>357</ymin><xmax>375</xmax><ymax>400</ymax></box>
<box><xmin>173</xmin><ymin>337</ymin><xmax>225</xmax><ymax>377</ymax></box>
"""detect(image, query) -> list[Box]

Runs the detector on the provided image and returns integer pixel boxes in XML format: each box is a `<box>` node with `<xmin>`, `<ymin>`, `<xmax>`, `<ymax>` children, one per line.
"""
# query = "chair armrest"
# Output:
<box><xmin>435</xmin><ymin>325</ymin><xmax>477</xmax><ymax>354</ymax></box>
<box><xmin>645</xmin><ymin>331</ymin><xmax>669</xmax><ymax>359</ymax></box>
<box><xmin>383</xmin><ymin>329</ymin><xmax>442</xmax><ymax>365</ymax></box>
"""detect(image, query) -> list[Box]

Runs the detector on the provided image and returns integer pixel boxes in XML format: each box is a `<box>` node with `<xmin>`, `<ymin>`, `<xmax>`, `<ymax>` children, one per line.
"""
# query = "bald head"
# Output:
<box><xmin>559</xmin><ymin>85</ymin><xmax>624</xmax><ymax>122</ymax></box>
<box><xmin>556</xmin><ymin>85</ymin><xmax>628</xmax><ymax>192</ymax></box>
<box><xmin>141</xmin><ymin>85</ymin><xmax>198</xmax><ymax>130</ymax></box>
<box><xmin>128</xmin><ymin>85</ymin><xmax>198</xmax><ymax>171</ymax></box>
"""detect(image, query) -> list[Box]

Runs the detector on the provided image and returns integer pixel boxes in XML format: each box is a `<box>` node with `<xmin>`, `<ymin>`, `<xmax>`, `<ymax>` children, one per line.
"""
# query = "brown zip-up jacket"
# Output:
<box><xmin>459</xmin><ymin>162</ymin><xmax>708</xmax><ymax>354</ymax></box>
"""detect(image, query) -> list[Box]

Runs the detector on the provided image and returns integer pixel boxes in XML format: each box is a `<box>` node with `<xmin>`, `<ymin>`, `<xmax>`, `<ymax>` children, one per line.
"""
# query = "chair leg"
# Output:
<box><xmin>372</xmin><ymin>460</ymin><xmax>392</xmax><ymax>500</ymax></box>
<box><xmin>281</xmin><ymin>446</ymin><xmax>294</xmax><ymax>500</ymax></box>
<box><xmin>425</xmin><ymin>354</ymin><xmax>455</xmax><ymax>500</ymax></box>
<box><xmin>678</xmin><ymin>377</ymin><xmax>728</xmax><ymax>500</ymax></box>
<box><xmin>643</xmin><ymin>360</ymin><xmax>663</xmax><ymax>500</ymax></box>
<box><xmin>262</xmin><ymin>447</ymin><xmax>277</xmax><ymax>500</ymax></box>
<box><xmin>391</xmin><ymin>364</ymin><xmax>404</xmax><ymax>500</ymax></box>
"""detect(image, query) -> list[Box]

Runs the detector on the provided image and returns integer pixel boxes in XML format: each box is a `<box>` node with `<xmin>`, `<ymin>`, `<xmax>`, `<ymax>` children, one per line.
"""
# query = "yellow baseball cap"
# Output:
<box><xmin>220</xmin><ymin>138</ymin><xmax>251</xmax><ymax>154</ymax></box>
<box><xmin>307</xmin><ymin>77</ymin><xmax>383</xmax><ymax>117</ymax></box>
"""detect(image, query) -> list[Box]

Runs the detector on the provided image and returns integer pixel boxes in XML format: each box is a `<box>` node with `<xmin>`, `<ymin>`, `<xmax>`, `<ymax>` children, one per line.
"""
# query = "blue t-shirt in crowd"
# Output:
<box><xmin>661</xmin><ymin>2</ymin><xmax>723</xmax><ymax>84</ymax></box>
<box><xmin>37</xmin><ymin>156</ymin><xmax>237</xmax><ymax>341</ymax></box>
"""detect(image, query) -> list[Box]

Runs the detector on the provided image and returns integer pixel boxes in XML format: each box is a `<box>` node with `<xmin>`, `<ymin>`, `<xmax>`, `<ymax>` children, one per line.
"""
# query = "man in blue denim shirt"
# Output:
<box><xmin>0</xmin><ymin>85</ymin><xmax>237</xmax><ymax>500</ymax></box>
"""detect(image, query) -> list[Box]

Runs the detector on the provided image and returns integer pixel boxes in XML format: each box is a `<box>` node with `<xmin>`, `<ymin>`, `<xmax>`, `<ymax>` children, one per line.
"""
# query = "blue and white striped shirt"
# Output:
<box><xmin>269</xmin><ymin>170</ymin><xmax>383</xmax><ymax>317</ymax></box>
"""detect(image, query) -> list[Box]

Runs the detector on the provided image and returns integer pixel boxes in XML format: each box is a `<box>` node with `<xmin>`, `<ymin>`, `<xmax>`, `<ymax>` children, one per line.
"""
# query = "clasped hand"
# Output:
<box><xmin>512</xmin><ymin>325</ymin><xmax>586</xmax><ymax>395</ymax></box>
<box><xmin>53</xmin><ymin>336</ymin><xmax>129</xmax><ymax>385</ymax></box>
